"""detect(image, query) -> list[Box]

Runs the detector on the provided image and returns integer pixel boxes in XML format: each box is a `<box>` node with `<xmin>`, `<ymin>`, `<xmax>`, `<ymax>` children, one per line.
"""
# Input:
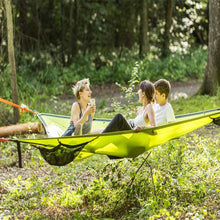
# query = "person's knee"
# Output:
<box><xmin>114</xmin><ymin>113</ymin><xmax>126</xmax><ymax>125</ymax></box>
<box><xmin>115</xmin><ymin>113</ymin><xmax>123</xmax><ymax>120</ymax></box>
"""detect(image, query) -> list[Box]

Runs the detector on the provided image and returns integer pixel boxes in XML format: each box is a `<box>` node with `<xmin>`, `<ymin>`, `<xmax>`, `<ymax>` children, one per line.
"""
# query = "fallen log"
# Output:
<box><xmin>0</xmin><ymin>122</ymin><xmax>43</xmax><ymax>137</ymax></box>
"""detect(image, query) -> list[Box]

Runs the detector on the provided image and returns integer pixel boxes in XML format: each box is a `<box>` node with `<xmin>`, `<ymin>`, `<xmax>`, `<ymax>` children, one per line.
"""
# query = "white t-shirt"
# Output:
<box><xmin>154</xmin><ymin>103</ymin><xmax>175</xmax><ymax>126</ymax></box>
<box><xmin>128</xmin><ymin>112</ymin><xmax>146</xmax><ymax>128</ymax></box>
<box><xmin>133</xmin><ymin>113</ymin><xmax>146</xmax><ymax>127</ymax></box>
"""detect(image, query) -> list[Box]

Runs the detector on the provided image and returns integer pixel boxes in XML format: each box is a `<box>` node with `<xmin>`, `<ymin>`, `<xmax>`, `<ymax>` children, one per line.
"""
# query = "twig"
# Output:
<box><xmin>113</xmin><ymin>152</ymin><xmax>152</xmax><ymax>212</ymax></box>
<box><xmin>145</xmin><ymin>159</ymin><xmax>157</xmax><ymax>200</ymax></box>
<box><xmin>127</xmin><ymin>152</ymin><xmax>151</xmax><ymax>189</ymax></box>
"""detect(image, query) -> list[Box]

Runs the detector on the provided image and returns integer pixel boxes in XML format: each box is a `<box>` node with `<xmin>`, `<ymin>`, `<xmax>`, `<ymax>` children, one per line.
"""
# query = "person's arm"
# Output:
<box><xmin>166</xmin><ymin>104</ymin><xmax>175</xmax><ymax>124</ymax></box>
<box><xmin>134</xmin><ymin>105</ymin><xmax>156</xmax><ymax>132</ymax></box>
<box><xmin>147</xmin><ymin>105</ymin><xmax>156</xmax><ymax>127</ymax></box>
<box><xmin>71</xmin><ymin>102</ymin><xmax>95</xmax><ymax>126</ymax></box>
<box><xmin>70</xmin><ymin>102</ymin><xmax>80</xmax><ymax>124</ymax></box>
<box><xmin>88</xmin><ymin>106</ymin><xmax>96</xmax><ymax>134</ymax></box>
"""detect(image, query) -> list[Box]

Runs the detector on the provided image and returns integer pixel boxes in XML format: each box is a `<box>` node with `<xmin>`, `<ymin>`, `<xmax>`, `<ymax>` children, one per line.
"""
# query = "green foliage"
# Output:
<box><xmin>1</xmin><ymin>47</ymin><xmax>207</xmax><ymax>102</ymax></box>
<box><xmin>2</xmin><ymin>133</ymin><xmax>219</xmax><ymax>219</ymax></box>
<box><xmin>0</xmin><ymin>1</ymin><xmax>218</xmax><ymax>217</ymax></box>
<box><xmin>1</xmin><ymin>90</ymin><xmax>220</xmax><ymax>219</ymax></box>
<box><xmin>172</xmin><ymin>87</ymin><xmax>220</xmax><ymax>115</ymax></box>
<box><xmin>140</xmin><ymin>47</ymin><xmax>207</xmax><ymax>82</ymax></box>
<box><xmin>2</xmin><ymin>0</ymin><xmax>208</xmax><ymax>66</ymax></box>
<box><xmin>0</xmin><ymin>44</ymin><xmax>219</xmax><ymax>219</ymax></box>
<box><xmin>98</xmin><ymin>98</ymin><xmax>108</xmax><ymax>110</ymax></box>
<box><xmin>111</xmin><ymin>61</ymin><xmax>140</xmax><ymax>118</ymax></box>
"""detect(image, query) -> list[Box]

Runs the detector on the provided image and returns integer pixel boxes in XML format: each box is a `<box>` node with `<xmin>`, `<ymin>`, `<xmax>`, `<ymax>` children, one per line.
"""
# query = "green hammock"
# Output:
<box><xmin>12</xmin><ymin>108</ymin><xmax>220</xmax><ymax>166</ymax></box>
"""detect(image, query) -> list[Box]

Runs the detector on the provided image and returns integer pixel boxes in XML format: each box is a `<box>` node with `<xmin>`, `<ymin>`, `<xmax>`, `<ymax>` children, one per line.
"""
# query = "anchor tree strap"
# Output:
<box><xmin>0</xmin><ymin>138</ymin><xmax>11</xmax><ymax>141</ymax></box>
<box><xmin>0</xmin><ymin>97</ymin><xmax>38</xmax><ymax>114</ymax></box>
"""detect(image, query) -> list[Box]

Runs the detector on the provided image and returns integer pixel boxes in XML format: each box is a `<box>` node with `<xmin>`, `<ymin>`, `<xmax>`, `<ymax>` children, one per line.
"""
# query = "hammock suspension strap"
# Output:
<box><xmin>0</xmin><ymin>97</ymin><xmax>37</xmax><ymax>114</ymax></box>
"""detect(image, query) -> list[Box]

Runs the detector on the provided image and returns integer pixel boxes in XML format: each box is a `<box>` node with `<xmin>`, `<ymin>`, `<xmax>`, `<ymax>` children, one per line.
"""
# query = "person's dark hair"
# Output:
<box><xmin>140</xmin><ymin>80</ymin><xmax>155</xmax><ymax>102</ymax></box>
<box><xmin>154</xmin><ymin>79</ymin><xmax>171</xmax><ymax>99</ymax></box>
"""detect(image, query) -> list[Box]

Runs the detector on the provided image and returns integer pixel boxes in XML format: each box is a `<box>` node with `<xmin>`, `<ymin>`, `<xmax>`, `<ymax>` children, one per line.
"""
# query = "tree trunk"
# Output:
<box><xmin>4</xmin><ymin>0</ymin><xmax>20</xmax><ymax>124</ymax></box>
<box><xmin>162</xmin><ymin>0</ymin><xmax>173</xmax><ymax>57</ymax></box>
<box><xmin>36</xmin><ymin>1</ymin><xmax>41</xmax><ymax>60</ymax></box>
<box><xmin>199</xmin><ymin>0</ymin><xmax>220</xmax><ymax>95</ymax></box>
<box><xmin>0</xmin><ymin>0</ymin><xmax>4</xmax><ymax>58</ymax></box>
<box><xmin>17</xmin><ymin>0</ymin><xmax>28</xmax><ymax>51</ymax></box>
<box><xmin>139</xmin><ymin>0</ymin><xmax>149</xmax><ymax>57</ymax></box>
<box><xmin>125</xmin><ymin>1</ymin><xmax>136</xmax><ymax>49</ymax></box>
<box><xmin>114</xmin><ymin>0</ymin><xmax>120</xmax><ymax>48</ymax></box>
<box><xmin>72</xmin><ymin>0</ymin><xmax>78</xmax><ymax>57</ymax></box>
<box><xmin>61</xmin><ymin>1</ymin><xmax>65</xmax><ymax>65</ymax></box>
<box><xmin>67</xmin><ymin>0</ymin><xmax>78</xmax><ymax>65</ymax></box>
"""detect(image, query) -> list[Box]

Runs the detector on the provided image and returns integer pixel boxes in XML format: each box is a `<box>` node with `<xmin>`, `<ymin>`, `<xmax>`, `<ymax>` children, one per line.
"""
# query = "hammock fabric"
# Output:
<box><xmin>6</xmin><ymin>108</ymin><xmax>220</xmax><ymax>166</ymax></box>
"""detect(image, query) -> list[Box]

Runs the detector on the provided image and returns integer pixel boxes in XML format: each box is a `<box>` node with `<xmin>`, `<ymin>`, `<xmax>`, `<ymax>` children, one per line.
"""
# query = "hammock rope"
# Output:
<box><xmin>0</xmin><ymin>138</ymin><xmax>11</xmax><ymax>141</ymax></box>
<box><xmin>0</xmin><ymin>97</ymin><xmax>38</xmax><ymax>114</ymax></box>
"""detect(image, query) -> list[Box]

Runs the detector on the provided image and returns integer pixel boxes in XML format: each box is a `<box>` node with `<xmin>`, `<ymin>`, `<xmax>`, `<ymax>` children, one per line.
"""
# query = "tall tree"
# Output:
<box><xmin>112</xmin><ymin>0</ymin><xmax>136</xmax><ymax>49</ymax></box>
<box><xmin>0</xmin><ymin>0</ymin><xmax>4</xmax><ymax>58</ymax></box>
<box><xmin>72</xmin><ymin>0</ymin><xmax>78</xmax><ymax>57</ymax></box>
<box><xmin>162</xmin><ymin>0</ymin><xmax>173</xmax><ymax>57</ymax></box>
<box><xmin>17</xmin><ymin>0</ymin><xmax>28</xmax><ymax>51</ymax></box>
<box><xmin>125</xmin><ymin>0</ymin><xmax>136</xmax><ymax>49</ymax></box>
<box><xmin>139</xmin><ymin>0</ymin><xmax>149</xmax><ymax>56</ymax></box>
<box><xmin>4</xmin><ymin>0</ymin><xmax>20</xmax><ymax>123</ymax></box>
<box><xmin>199</xmin><ymin>0</ymin><xmax>220</xmax><ymax>95</ymax></box>
<box><xmin>114</xmin><ymin>0</ymin><xmax>120</xmax><ymax>48</ymax></box>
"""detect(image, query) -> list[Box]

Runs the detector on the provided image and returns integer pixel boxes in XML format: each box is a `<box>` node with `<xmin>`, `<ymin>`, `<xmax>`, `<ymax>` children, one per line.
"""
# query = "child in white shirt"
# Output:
<box><xmin>154</xmin><ymin>79</ymin><xmax>175</xmax><ymax>126</ymax></box>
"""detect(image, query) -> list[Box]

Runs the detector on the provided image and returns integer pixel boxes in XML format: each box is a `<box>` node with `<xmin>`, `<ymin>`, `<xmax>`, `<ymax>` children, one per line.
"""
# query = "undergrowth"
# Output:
<box><xmin>0</xmin><ymin>84</ymin><xmax>220</xmax><ymax>219</ymax></box>
<box><xmin>1</xmin><ymin>47</ymin><xmax>220</xmax><ymax>219</ymax></box>
<box><xmin>0</xmin><ymin>47</ymin><xmax>207</xmax><ymax>100</ymax></box>
<box><xmin>0</xmin><ymin>131</ymin><xmax>219</xmax><ymax>219</ymax></box>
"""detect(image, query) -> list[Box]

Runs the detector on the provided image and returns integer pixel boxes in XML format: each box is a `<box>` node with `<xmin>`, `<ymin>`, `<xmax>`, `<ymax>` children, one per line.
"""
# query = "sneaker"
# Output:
<box><xmin>74</xmin><ymin>124</ymin><xmax>82</xmax><ymax>136</ymax></box>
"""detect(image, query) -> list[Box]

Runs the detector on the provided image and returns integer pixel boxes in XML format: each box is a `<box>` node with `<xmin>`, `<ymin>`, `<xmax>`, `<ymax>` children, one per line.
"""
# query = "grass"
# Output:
<box><xmin>0</xmin><ymin>90</ymin><xmax>220</xmax><ymax>219</ymax></box>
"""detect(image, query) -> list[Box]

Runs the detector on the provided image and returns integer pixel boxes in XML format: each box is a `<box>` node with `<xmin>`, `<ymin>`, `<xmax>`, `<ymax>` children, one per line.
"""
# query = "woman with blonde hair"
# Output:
<box><xmin>62</xmin><ymin>78</ymin><xmax>96</xmax><ymax>136</ymax></box>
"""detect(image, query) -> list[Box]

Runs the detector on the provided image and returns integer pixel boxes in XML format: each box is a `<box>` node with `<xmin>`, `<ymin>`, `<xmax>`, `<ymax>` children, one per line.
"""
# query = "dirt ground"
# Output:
<box><xmin>170</xmin><ymin>80</ymin><xmax>201</xmax><ymax>99</ymax></box>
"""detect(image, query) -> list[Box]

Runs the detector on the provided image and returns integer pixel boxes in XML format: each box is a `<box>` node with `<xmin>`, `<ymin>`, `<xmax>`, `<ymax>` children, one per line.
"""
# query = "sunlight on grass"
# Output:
<box><xmin>0</xmin><ymin>90</ymin><xmax>220</xmax><ymax>219</ymax></box>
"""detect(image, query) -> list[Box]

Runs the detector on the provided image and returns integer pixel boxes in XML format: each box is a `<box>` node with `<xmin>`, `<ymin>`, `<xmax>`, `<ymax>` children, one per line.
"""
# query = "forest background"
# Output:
<box><xmin>0</xmin><ymin>0</ymin><xmax>220</xmax><ymax>219</ymax></box>
<box><xmin>0</xmin><ymin>0</ymin><xmax>214</xmax><ymax>106</ymax></box>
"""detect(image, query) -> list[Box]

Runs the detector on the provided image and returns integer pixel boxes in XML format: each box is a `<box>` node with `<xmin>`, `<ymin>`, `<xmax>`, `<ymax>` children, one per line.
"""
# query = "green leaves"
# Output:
<box><xmin>1</xmin><ymin>73</ymin><xmax>220</xmax><ymax>219</ymax></box>
<box><xmin>1</xmin><ymin>130</ymin><xmax>220</xmax><ymax>219</ymax></box>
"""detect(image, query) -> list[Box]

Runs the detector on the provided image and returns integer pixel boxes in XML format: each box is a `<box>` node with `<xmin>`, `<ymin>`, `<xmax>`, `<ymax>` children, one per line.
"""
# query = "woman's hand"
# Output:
<box><xmin>85</xmin><ymin>104</ymin><xmax>96</xmax><ymax>115</ymax></box>
<box><xmin>134</xmin><ymin>126</ymin><xmax>142</xmax><ymax>132</ymax></box>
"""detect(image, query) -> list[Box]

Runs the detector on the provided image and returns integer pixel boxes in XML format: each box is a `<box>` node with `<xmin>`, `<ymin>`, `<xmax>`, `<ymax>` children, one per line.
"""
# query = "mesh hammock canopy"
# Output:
<box><xmin>13</xmin><ymin>108</ymin><xmax>220</xmax><ymax>166</ymax></box>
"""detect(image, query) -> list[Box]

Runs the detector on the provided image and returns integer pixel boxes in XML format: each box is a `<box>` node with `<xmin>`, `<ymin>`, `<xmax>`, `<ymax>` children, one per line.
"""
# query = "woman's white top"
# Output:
<box><xmin>132</xmin><ymin>112</ymin><xmax>146</xmax><ymax>127</ymax></box>
<box><xmin>128</xmin><ymin>107</ymin><xmax>148</xmax><ymax>128</ymax></box>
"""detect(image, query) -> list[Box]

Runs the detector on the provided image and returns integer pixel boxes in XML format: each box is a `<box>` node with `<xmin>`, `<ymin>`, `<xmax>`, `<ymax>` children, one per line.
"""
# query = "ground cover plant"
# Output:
<box><xmin>1</xmin><ymin>0</ymin><xmax>219</xmax><ymax>218</ymax></box>
<box><xmin>0</xmin><ymin>83</ymin><xmax>220</xmax><ymax>219</ymax></box>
